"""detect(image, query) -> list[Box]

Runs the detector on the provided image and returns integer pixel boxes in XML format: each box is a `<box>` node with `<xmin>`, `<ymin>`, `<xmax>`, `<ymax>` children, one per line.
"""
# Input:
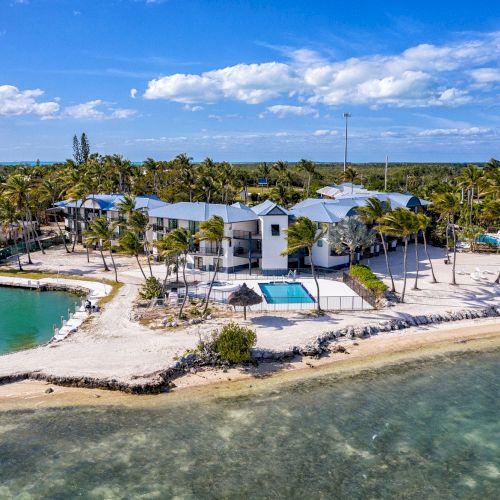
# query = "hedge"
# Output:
<box><xmin>350</xmin><ymin>264</ymin><xmax>388</xmax><ymax>298</ymax></box>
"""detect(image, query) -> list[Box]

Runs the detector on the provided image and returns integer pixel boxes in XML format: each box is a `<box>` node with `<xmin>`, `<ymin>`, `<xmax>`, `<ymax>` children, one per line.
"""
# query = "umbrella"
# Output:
<box><xmin>228</xmin><ymin>283</ymin><xmax>262</xmax><ymax>320</ymax></box>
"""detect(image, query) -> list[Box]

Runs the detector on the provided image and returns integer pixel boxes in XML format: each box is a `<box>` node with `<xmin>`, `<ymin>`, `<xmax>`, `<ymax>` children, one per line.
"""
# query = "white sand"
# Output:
<box><xmin>0</xmin><ymin>243</ymin><xmax>499</xmax><ymax>389</ymax></box>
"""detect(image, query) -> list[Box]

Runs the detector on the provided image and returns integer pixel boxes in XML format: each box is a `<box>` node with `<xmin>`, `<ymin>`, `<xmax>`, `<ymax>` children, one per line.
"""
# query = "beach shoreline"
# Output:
<box><xmin>1</xmin><ymin>317</ymin><xmax>498</xmax><ymax>410</ymax></box>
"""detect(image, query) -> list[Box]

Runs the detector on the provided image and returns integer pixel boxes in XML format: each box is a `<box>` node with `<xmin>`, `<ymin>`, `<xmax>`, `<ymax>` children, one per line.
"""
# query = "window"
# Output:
<box><xmin>188</xmin><ymin>220</ymin><xmax>199</xmax><ymax>233</ymax></box>
<box><xmin>168</xmin><ymin>219</ymin><xmax>178</xmax><ymax>230</ymax></box>
<box><xmin>317</xmin><ymin>239</ymin><xmax>323</xmax><ymax>247</ymax></box>
<box><xmin>271</xmin><ymin>224</ymin><xmax>280</xmax><ymax>236</ymax></box>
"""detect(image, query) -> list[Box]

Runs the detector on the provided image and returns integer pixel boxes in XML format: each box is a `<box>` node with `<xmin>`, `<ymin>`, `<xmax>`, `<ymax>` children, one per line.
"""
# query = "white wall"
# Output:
<box><xmin>259</xmin><ymin>214</ymin><xmax>288</xmax><ymax>272</ymax></box>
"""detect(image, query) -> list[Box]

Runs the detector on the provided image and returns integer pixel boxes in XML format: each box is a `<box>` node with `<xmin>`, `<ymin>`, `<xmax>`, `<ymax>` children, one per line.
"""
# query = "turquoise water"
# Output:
<box><xmin>0</xmin><ymin>287</ymin><xmax>78</xmax><ymax>354</ymax></box>
<box><xmin>259</xmin><ymin>281</ymin><xmax>315</xmax><ymax>304</ymax></box>
<box><xmin>478</xmin><ymin>235</ymin><xmax>500</xmax><ymax>246</ymax></box>
<box><xmin>1</xmin><ymin>349</ymin><xmax>498</xmax><ymax>498</ymax></box>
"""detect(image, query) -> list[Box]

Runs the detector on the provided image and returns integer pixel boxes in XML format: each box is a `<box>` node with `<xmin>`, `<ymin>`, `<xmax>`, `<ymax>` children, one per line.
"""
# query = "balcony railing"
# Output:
<box><xmin>189</xmin><ymin>247</ymin><xmax>221</xmax><ymax>256</ymax></box>
<box><xmin>233</xmin><ymin>246</ymin><xmax>262</xmax><ymax>258</ymax></box>
<box><xmin>232</xmin><ymin>230</ymin><xmax>261</xmax><ymax>239</ymax></box>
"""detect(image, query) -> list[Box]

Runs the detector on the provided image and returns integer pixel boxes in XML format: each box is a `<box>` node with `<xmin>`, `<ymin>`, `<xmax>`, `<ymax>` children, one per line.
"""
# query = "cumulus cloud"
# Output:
<box><xmin>0</xmin><ymin>85</ymin><xmax>59</xmax><ymax>117</ymax></box>
<box><xmin>266</xmin><ymin>104</ymin><xmax>318</xmax><ymax>117</ymax></box>
<box><xmin>63</xmin><ymin>100</ymin><xmax>137</xmax><ymax>120</ymax></box>
<box><xmin>140</xmin><ymin>32</ymin><xmax>500</xmax><ymax>109</ymax></box>
<box><xmin>418</xmin><ymin>127</ymin><xmax>491</xmax><ymax>137</ymax></box>
<box><xmin>130</xmin><ymin>88</ymin><xmax>138</xmax><ymax>99</ymax></box>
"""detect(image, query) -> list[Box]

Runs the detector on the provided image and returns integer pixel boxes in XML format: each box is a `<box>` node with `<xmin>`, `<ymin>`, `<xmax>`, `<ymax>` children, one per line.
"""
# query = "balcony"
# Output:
<box><xmin>189</xmin><ymin>246</ymin><xmax>220</xmax><ymax>256</ymax></box>
<box><xmin>232</xmin><ymin>230</ymin><xmax>261</xmax><ymax>240</ymax></box>
<box><xmin>233</xmin><ymin>246</ymin><xmax>262</xmax><ymax>258</ymax></box>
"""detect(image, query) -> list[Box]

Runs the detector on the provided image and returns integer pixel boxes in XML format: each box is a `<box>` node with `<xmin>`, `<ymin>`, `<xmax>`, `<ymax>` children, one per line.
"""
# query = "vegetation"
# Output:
<box><xmin>281</xmin><ymin>216</ymin><xmax>327</xmax><ymax>312</ymax></box>
<box><xmin>210</xmin><ymin>322</ymin><xmax>257</xmax><ymax>363</ymax></box>
<box><xmin>139</xmin><ymin>276</ymin><xmax>163</xmax><ymax>300</ymax></box>
<box><xmin>350</xmin><ymin>264</ymin><xmax>388</xmax><ymax>298</ymax></box>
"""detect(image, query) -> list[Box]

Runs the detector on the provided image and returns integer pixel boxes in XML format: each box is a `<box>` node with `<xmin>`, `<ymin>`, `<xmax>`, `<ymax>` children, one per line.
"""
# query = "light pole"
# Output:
<box><xmin>343</xmin><ymin>112</ymin><xmax>351</xmax><ymax>173</ymax></box>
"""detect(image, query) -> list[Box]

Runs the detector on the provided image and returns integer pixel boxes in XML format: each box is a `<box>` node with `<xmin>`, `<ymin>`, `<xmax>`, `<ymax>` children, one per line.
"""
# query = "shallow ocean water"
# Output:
<box><xmin>0</xmin><ymin>349</ymin><xmax>499</xmax><ymax>499</ymax></box>
<box><xmin>0</xmin><ymin>287</ymin><xmax>78</xmax><ymax>354</ymax></box>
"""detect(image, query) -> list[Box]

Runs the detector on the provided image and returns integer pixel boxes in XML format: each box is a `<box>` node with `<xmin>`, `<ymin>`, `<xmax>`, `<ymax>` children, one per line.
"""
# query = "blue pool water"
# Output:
<box><xmin>259</xmin><ymin>282</ymin><xmax>315</xmax><ymax>304</ymax></box>
<box><xmin>477</xmin><ymin>234</ymin><xmax>500</xmax><ymax>246</ymax></box>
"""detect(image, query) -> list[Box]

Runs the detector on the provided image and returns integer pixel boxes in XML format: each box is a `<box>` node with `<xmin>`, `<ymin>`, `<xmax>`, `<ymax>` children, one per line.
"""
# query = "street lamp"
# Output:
<box><xmin>343</xmin><ymin>112</ymin><xmax>351</xmax><ymax>173</ymax></box>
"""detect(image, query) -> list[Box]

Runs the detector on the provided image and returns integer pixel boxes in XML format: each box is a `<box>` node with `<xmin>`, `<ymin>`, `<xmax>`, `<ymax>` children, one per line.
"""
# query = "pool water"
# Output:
<box><xmin>259</xmin><ymin>281</ymin><xmax>315</xmax><ymax>304</ymax></box>
<box><xmin>477</xmin><ymin>234</ymin><xmax>500</xmax><ymax>247</ymax></box>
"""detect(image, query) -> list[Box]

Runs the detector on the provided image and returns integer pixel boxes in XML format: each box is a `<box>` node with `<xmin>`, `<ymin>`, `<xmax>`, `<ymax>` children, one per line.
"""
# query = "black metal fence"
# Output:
<box><xmin>342</xmin><ymin>272</ymin><xmax>378</xmax><ymax>308</ymax></box>
<box><xmin>0</xmin><ymin>235</ymin><xmax>65</xmax><ymax>262</ymax></box>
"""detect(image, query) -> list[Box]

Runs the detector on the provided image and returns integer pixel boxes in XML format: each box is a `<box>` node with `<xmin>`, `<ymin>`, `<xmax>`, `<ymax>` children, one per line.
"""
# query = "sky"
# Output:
<box><xmin>0</xmin><ymin>0</ymin><xmax>499</xmax><ymax>163</ymax></box>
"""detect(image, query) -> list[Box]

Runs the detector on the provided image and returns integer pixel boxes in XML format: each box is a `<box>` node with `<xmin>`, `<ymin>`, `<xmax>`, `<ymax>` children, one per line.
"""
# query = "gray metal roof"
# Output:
<box><xmin>290</xmin><ymin>201</ymin><xmax>358</xmax><ymax>223</ymax></box>
<box><xmin>251</xmin><ymin>199</ymin><xmax>289</xmax><ymax>216</ymax></box>
<box><xmin>58</xmin><ymin>194</ymin><xmax>167</xmax><ymax>211</ymax></box>
<box><xmin>148</xmin><ymin>202</ymin><xmax>259</xmax><ymax>223</ymax></box>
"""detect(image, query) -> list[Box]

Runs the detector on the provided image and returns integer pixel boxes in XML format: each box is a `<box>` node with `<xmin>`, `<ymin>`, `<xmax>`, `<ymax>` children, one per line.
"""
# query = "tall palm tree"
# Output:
<box><xmin>2</xmin><ymin>174</ymin><xmax>33</xmax><ymax>264</ymax></box>
<box><xmin>459</xmin><ymin>164</ymin><xmax>484</xmax><ymax>226</ymax></box>
<box><xmin>296</xmin><ymin>159</ymin><xmax>315</xmax><ymax>197</ymax></box>
<box><xmin>329</xmin><ymin>217</ymin><xmax>376</xmax><ymax>270</ymax></box>
<box><xmin>163</xmin><ymin>228</ymin><xmax>193</xmax><ymax>319</ymax></box>
<box><xmin>379</xmin><ymin>208</ymin><xmax>417</xmax><ymax>302</ymax></box>
<box><xmin>119</xmin><ymin>230</ymin><xmax>147</xmax><ymax>280</ymax></box>
<box><xmin>0</xmin><ymin>197</ymin><xmax>23</xmax><ymax>270</ymax></box>
<box><xmin>127</xmin><ymin>210</ymin><xmax>153</xmax><ymax>276</ymax></box>
<box><xmin>431</xmin><ymin>192</ymin><xmax>461</xmax><ymax>285</ymax></box>
<box><xmin>269</xmin><ymin>183</ymin><xmax>292</xmax><ymax>207</ymax></box>
<box><xmin>195</xmin><ymin>215</ymin><xmax>228</xmax><ymax>316</ymax></box>
<box><xmin>281</xmin><ymin>216</ymin><xmax>327</xmax><ymax>312</ymax></box>
<box><xmin>38</xmin><ymin>178</ymin><xmax>71</xmax><ymax>253</ymax></box>
<box><xmin>84</xmin><ymin>216</ymin><xmax>119</xmax><ymax>281</ymax></box>
<box><xmin>356</xmin><ymin>197</ymin><xmax>395</xmax><ymax>292</ymax></box>
<box><xmin>416</xmin><ymin>213</ymin><xmax>437</xmax><ymax>284</ymax></box>
<box><xmin>343</xmin><ymin>167</ymin><xmax>358</xmax><ymax>192</ymax></box>
<box><xmin>117</xmin><ymin>194</ymin><xmax>136</xmax><ymax>219</ymax></box>
<box><xmin>273</xmin><ymin>160</ymin><xmax>290</xmax><ymax>185</ymax></box>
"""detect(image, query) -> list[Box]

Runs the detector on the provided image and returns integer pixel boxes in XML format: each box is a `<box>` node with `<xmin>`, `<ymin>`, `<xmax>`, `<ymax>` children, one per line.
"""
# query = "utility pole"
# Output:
<box><xmin>343</xmin><ymin>112</ymin><xmax>351</xmax><ymax>173</ymax></box>
<box><xmin>384</xmin><ymin>155</ymin><xmax>388</xmax><ymax>191</ymax></box>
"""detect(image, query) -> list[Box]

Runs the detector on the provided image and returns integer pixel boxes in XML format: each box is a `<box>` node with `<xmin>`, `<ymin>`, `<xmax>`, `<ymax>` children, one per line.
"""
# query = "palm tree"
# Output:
<box><xmin>117</xmin><ymin>194</ymin><xmax>136</xmax><ymax>219</ymax></box>
<box><xmin>356</xmin><ymin>197</ymin><xmax>395</xmax><ymax>292</ymax></box>
<box><xmin>431</xmin><ymin>192</ymin><xmax>461</xmax><ymax>285</ymax></box>
<box><xmin>297</xmin><ymin>159</ymin><xmax>315</xmax><ymax>196</ymax></box>
<box><xmin>409</xmin><ymin>212</ymin><xmax>422</xmax><ymax>290</ymax></box>
<box><xmin>38</xmin><ymin>178</ymin><xmax>71</xmax><ymax>253</ymax></box>
<box><xmin>379</xmin><ymin>208</ymin><xmax>417</xmax><ymax>302</ymax></box>
<box><xmin>162</xmin><ymin>228</ymin><xmax>193</xmax><ymax>319</ymax></box>
<box><xmin>329</xmin><ymin>217</ymin><xmax>376</xmax><ymax>270</ymax></box>
<box><xmin>84</xmin><ymin>216</ymin><xmax>119</xmax><ymax>281</ymax></box>
<box><xmin>119</xmin><ymin>230</ymin><xmax>147</xmax><ymax>280</ymax></box>
<box><xmin>273</xmin><ymin>160</ymin><xmax>290</xmax><ymax>185</ymax></box>
<box><xmin>343</xmin><ymin>167</ymin><xmax>358</xmax><ymax>192</ymax></box>
<box><xmin>2</xmin><ymin>174</ymin><xmax>33</xmax><ymax>264</ymax></box>
<box><xmin>195</xmin><ymin>215</ymin><xmax>228</xmax><ymax>316</ymax></box>
<box><xmin>127</xmin><ymin>210</ymin><xmax>153</xmax><ymax>276</ymax></box>
<box><xmin>281</xmin><ymin>216</ymin><xmax>326</xmax><ymax>312</ymax></box>
<box><xmin>0</xmin><ymin>197</ymin><xmax>23</xmax><ymax>270</ymax></box>
<box><xmin>416</xmin><ymin>213</ymin><xmax>437</xmax><ymax>283</ymax></box>
<box><xmin>269</xmin><ymin>183</ymin><xmax>292</xmax><ymax>207</ymax></box>
<box><xmin>459</xmin><ymin>164</ymin><xmax>484</xmax><ymax>226</ymax></box>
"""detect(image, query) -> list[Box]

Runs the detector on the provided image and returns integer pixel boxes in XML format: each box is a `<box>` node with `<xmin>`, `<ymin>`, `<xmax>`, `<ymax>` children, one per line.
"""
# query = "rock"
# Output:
<box><xmin>45</xmin><ymin>387</ymin><xmax>54</xmax><ymax>394</ymax></box>
<box><xmin>330</xmin><ymin>345</ymin><xmax>348</xmax><ymax>353</ymax></box>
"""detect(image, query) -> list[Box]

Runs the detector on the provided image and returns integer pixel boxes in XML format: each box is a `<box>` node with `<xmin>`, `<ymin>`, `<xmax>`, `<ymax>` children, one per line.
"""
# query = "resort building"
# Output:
<box><xmin>55</xmin><ymin>184</ymin><xmax>429</xmax><ymax>274</ymax></box>
<box><xmin>56</xmin><ymin>194</ymin><xmax>167</xmax><ymax>242</ymax></box>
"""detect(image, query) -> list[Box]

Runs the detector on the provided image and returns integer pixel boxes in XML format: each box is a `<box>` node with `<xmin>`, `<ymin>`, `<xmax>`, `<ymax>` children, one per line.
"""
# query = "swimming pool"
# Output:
<box><xmin>258</xmin><ymin>282</ymin><xmax>315</xmax><ymax>304</ymax></box>
<box><xmin>477</xmin><ymin>234</ymin><xmax>500</xmax><ymax>246</ymax></box>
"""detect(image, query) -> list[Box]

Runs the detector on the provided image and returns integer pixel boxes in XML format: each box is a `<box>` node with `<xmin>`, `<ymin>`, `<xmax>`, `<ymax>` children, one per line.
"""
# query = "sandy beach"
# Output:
<box><xmin>1</xmin><ymin>317</ymin><xmax>498</xmax><ymax>410</ymax></box>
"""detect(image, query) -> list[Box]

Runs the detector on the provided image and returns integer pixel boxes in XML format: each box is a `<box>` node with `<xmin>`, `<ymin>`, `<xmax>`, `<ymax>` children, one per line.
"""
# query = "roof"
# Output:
<box><xmin>290</xmin><ymin>201</ymin><xmax>358</xmax><ymax>223</ymax></box>
<box><xmin>58</xmin><ymin>194</ymin><xmax>167</xmax><ymax>212</ymax></box>
<box><xmin>251</xmin><ymin>199</ymin><xmax>289</xmax><ymax>216</ymax></box>
<box><xmin>148</xmin><ymin>202</ymin><xmax>259</xmax><ymax>223</ymax></box>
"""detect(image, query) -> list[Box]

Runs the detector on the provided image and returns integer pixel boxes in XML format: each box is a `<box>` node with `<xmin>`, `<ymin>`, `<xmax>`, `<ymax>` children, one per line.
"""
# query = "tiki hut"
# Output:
<box><xmin>228</xmin><ymin>283</ymin><xmax>263</xmax><ymax>320</ymax></box>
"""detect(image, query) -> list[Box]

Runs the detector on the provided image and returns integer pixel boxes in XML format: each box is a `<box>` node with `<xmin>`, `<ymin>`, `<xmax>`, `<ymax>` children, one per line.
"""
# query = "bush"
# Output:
<box><xmin>350</xmin><ymin>264</ymin><xmax>388</xmax><ymax>298</ymax></box>
<box><xmin>139</xmin><ymin>276</ymin><xmax>163</xmax><ymax>299</ymax></box>
<box><xmin>211</xmin><ymin>322</ymin><xmax>257</xmax><ymax>363</ymax></box>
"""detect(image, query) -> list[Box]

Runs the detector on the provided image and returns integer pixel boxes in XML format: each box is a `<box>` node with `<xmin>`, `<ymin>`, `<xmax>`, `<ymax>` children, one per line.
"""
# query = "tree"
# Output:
<box><xmin>458</xmin><ymin>164</ymin><xmax>483</xmax><ymax>225</ymax></box>
<box><xmin>431</xmin><ymin>192</ymin><xmax>461</xmax><ymax>285</ymax></box>
<box><xmin>281</xmin><ymin>216</ymin><xmax>326</xmax><ymax>312</ymax></box>
<box><xmin>127</xmin><ymin>210</ymin><xmax>153</xmax><ymax>276</ymax></box>
<box><xmin>163</xmin><ymin>228</ymin><xmax>193</xmax><ymax>319</ymax></box>
<box><xmin>196</xmin><ymin>215</ymin><xmax>228</xmax><ymax>316</ymax></box>
<box><xmin>416</xmin><ymin>213</ymin><xmax>437</xmax><ymax>284</ymax></box>
<box><xmin>379</xmin><ymin>208</ymin><xmax>417</xmax><ymax>302</ymax></box>
<box><xmin>80</xmin><ymin>133</ymin><xmax>90</xmax><ymax>163</ymax></box>
<box><xmin>356</xmin><ymin>197</ymin><xmax>396</xmax><ymax>292</ymax></box>
<box><xmin>119</xmin><ymin>230</ymin><xmax>147</xmax><ymax>280</ymax></box>
<box><xmin>0</xmin><ymin>197</ymin><xmax>23</xmax><ymax>270</ymax></box>
<box><xmin>329</xmin><ymin>217</ymin><xmax>376</xmax><ymax>270</ymax></box>
<box><xmin>84</xmin><ymin>216</ymin><xmax>119</xmax><ymax>281</ymax></box>
<box><xmin>297</xmin><ymin>159</ymin><xmax>315</xmax><ymax>197</ymax></box>
<box><xmin>73</xmin><ymin>134</ymin><xmax>82</xmax><ymax>165</ymax></box>
<box><xmin>269</xmin><ymin>183</ymin><xmax>293</xmax><ymax>207</ymax></box>
<box><xmin>273</xmin><ymin>160</ymin><xmax>290</xmax><ymax>185</ymax></box>
<box><xmin>343</xmin><ymin>167</ymin><xmax>358</xmax><ymax>191</ymax></box>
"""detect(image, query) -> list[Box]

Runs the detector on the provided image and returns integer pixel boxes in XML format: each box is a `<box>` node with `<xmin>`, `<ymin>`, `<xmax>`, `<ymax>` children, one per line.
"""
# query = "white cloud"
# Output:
<box><xmin>418</xmin><ymin>127</ymin><xmax>491</xmax><ymax>137</ymax></box>
<box><xmin>313</xmin><ymin>129</ymin><xmax>338</xmax><ymax>136</ymax></box>
<box><xmin>183</xmin><ymin>104</ymin><xmax>203</xmax><ymax>111</ymax></box>
<box><xmin>140</xmin><ymin>31</ymin><xmax>500</xmax><ymax>109</ymax></box>
<box><xmin>266</xmin><ymin>104</ymin><xmax>318</xmax><ymax>117</ymax></box>
<box><xmin>130</xmin><ymin>88</ymin><xmax>138</xmax><ymax>99</ymax></box>
<box><xmin>63</xmin><ymin>100</ymin><xmax>136</xmax><ymax>120</ymax></box>
<box><xmin>468</xmin><ymin>67</ymin><xmax>500</xmax><ymax>83</ymax></box>
<box><xmin>0</xmin><ymin>85</ymin><xmax>59</xmax><ymax>117</ymax></box>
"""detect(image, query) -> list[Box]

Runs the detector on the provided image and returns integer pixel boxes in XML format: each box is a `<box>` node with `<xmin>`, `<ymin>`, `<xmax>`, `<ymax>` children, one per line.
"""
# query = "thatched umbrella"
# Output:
<box><xmin>228</xmin><ymin>283</ymin><xmax>263</xmax><ymax>320</ymax></box>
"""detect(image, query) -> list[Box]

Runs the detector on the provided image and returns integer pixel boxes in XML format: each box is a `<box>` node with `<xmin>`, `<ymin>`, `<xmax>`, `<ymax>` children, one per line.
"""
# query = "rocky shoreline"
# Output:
<box><xmin>1</xmin><ymin>305</ymin><xmax>499</xmax><ymax>394</ymax></box>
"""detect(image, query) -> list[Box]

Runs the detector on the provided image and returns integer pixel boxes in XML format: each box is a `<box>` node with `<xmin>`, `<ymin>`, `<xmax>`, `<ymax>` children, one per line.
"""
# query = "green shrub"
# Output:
<box><xmin>139</xmin><ymin>276</ymin><xmax>163</xmax><ymax>299</ymax></box>
<box><xmin>211</xmin><ymin>322</ymin><xmax>257</xmax><ymax>363</ymax></box>
<box><xmin>350</xmin><ymin>264</ymin><xmax>388</xmax><ymax>298</ymax></box>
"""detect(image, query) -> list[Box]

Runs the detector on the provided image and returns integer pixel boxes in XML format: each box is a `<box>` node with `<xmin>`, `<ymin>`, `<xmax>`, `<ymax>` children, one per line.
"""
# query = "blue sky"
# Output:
<box><xmin>0</xmin><ymin>0</ymin><xmax>499</xmax><ymax>162</ymax></box>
